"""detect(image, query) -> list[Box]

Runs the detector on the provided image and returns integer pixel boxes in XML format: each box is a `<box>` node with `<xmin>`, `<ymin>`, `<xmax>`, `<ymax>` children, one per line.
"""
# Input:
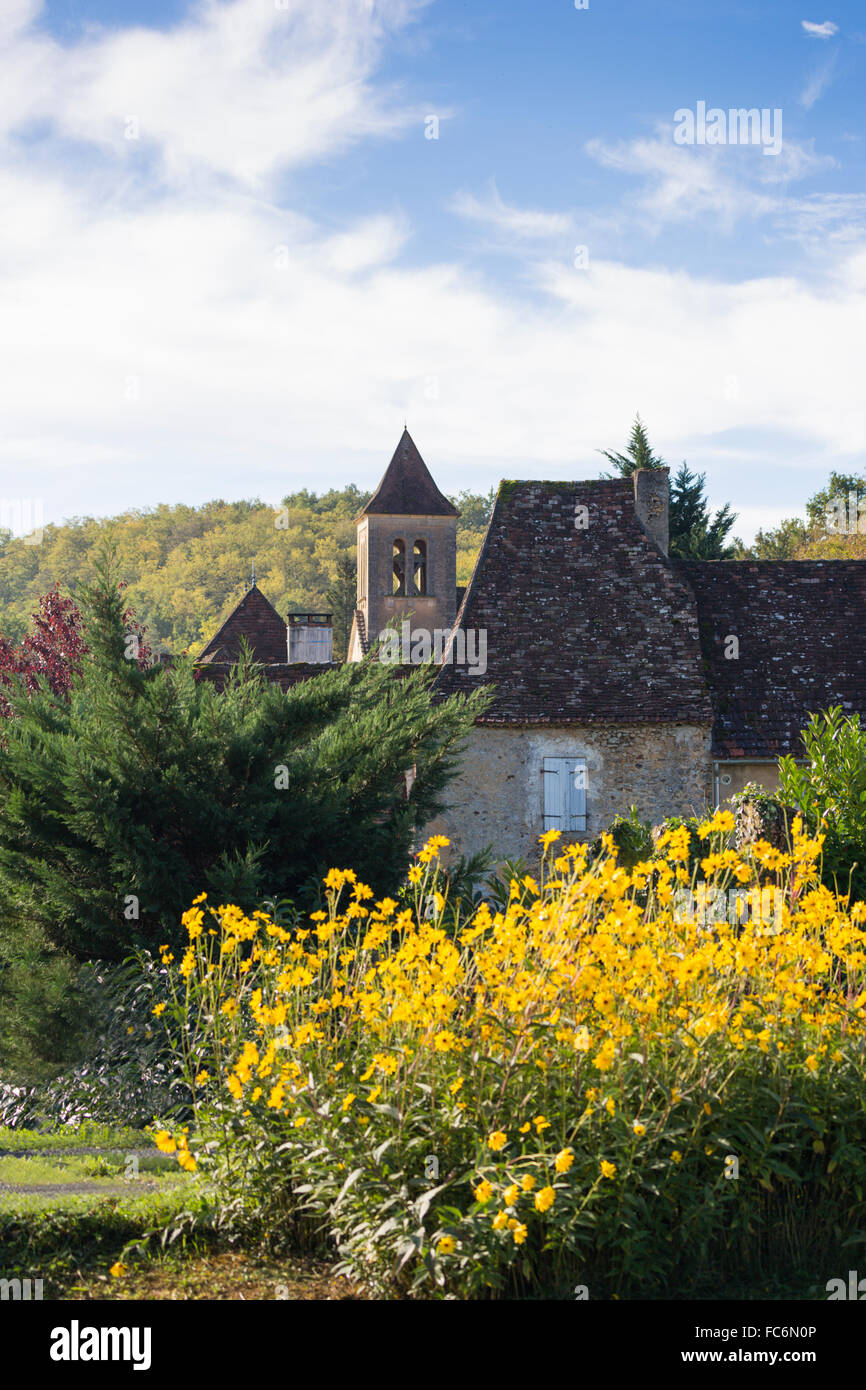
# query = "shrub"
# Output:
<box><xmin>730</xmin><ymin>782</ymin><xmax>793</xmax><ymax>857</ymax></box>
<box><xmin>779</xmin><ymin>706</ymin><xmax>866</xmax><ymax>902</ymax></box>
<box><xmin>592</xmin><ymin>805</ymin><xmax>653</xmax><ymax>868</ymax></box>
<box><xmin>153</xmin><ymin>817</ymin><xmax>866</xmax><ymax>1299</ymax></box>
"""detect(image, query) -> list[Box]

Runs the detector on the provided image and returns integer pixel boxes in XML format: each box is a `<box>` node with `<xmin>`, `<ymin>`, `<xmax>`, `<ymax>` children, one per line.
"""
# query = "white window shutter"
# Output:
<box><xmin>542</xmin><ymin>758</ymin><xmax>564</xmax><ymax>830</ymax></box>
<box><xmin>543</xmin><ymin>757</ymin><xmax>587</xmax><ymax>833</ymax></box>
<box><xmin>567</xmin><ymin>759</ymin><xmax>587</xmax><ymax>832</ymax></box>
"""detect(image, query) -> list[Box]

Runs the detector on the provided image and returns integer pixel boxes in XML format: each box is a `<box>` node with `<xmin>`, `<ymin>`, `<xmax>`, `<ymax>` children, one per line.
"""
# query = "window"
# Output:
<box><xmin>542</xmin><ymin>757</ymin><xmax>587</xmax><ymax>833</ymax></box>
<box><xmin>412</xmin><ymin>539</ymin><xmax>427</xmax><ymax>595</ymax></box>
<box><xmin>392</xmin><ymin>538</ymin><xmax>406</xmax><ymax>595</ymax></box>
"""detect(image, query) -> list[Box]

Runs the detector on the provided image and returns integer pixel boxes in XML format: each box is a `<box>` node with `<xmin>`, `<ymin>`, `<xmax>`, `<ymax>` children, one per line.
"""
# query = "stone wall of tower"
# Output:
<box><xmin>357</xmin><ymin>511</ymin><xmax>458</xmax><ymax>652</ymax></box>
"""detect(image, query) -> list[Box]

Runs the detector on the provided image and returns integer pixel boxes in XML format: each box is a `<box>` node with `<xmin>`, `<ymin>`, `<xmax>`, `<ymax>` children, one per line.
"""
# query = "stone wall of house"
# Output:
<box><xmin>425</xmin><ymin>722</ymin><xmax>714</xmax><ymax>865</ymax></box>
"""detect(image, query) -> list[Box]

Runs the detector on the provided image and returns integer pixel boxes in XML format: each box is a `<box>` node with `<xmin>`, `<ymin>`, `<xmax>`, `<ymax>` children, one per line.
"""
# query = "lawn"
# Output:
<box><xmin>0</xmin><ymin>1123</ymin><xmax>361</xmax><ymax>1299</ymax></box>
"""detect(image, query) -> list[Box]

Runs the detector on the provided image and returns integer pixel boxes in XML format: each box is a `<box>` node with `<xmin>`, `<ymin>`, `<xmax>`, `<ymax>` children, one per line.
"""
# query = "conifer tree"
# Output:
<box><xmin>668</xmin><ymin>461</ymin><xmax>737</xmax><ymax>560</ymax></box>
<box><xmin>0</xmin><ymin>547</ymin><xmax>491</xmax><ymax>959</ymax></box>
<box><xmin>600</xmin><ymin>417</ymin><xmax>737</xmax><ymax>558</ymax></box>
<box><xmin>598</xmin><ymin>414</ymin><xmax>664</xmax><ymax>477</ymax></box>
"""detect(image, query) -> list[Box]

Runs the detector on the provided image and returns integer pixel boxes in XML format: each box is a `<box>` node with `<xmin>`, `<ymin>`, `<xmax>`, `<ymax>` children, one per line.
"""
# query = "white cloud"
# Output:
<box><xmin>0</xmin><ymin>1</ymin><xmax>863</xmax><ymax>549</ymax></box>
<box><xmin>801</xmin><ymin>19</ymin><xmax>839</xmax><ymax>37</ymax></box>
<box><xmin>3</xmin><ymin>144</ymin><xmax>865</xmax><ymax>544</ymax></box>
<box><xmin>775</xmin><ymin>193</ymin><xmax>866</xmax><ymax>243</ymax></box>
<box><xmin>585</xmin><ymin>132</ymin><xmax>833</xmax><ymax>231</ymax></box>
<box><xmin>586</xmin><ymin>135</ymin><xmax>772</xmax><ymax>229</ymax></box>
<box><xmin>450</xmin><ymin>181</ymin><xmax>572</xmax><ymax>240</ymax></box>
<box><xmin>800</xmin><ymin>50</ymin><xmax>840</xmax><ymax>108</ymax></box>
<box><xmin>0</xmin><ymin>0</ymin><xmax>428</xmax><ymax>190</ymax></box>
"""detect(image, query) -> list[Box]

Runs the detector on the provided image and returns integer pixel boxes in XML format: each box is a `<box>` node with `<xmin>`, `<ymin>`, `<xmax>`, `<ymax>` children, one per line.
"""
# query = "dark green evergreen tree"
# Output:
<box><xmin>598</xmin><ymin>414</ymin><xmax>665</xmax><ymax>477</ymax></box>
<box><xmin>600</xmin><ymin>416</ymin><xmax>737</xmax><ymax>559</ymax></box>
<box><xmin>668</xmin><ymin>461</ymin><xmax>737</xmax><ymax>560</ymax></box>
<box><xmin>0</xmin><ymin>548</ymin><xmax>491</xmax><ymax>960</ymax></box>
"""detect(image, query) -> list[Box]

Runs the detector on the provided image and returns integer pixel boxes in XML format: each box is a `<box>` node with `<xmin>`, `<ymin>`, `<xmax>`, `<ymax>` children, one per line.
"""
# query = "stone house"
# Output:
<box><xmin>196</xmin><ymin>431</ymin><xmax>866</xmax><ymax>863</ymax></box>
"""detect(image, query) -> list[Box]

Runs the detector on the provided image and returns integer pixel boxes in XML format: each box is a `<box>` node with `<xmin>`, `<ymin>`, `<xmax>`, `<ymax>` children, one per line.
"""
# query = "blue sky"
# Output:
<box><xmin>1</xmin><ymin>0</ymin><xmax>865</xmax><ymax>541</ymax></box>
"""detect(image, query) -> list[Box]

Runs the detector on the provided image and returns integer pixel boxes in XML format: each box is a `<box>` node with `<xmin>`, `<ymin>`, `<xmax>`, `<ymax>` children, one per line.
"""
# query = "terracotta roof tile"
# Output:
<box><xmin>678</xmin><ymin>560</ymin><xmax>866</xmax><ymax>758</ymax></box>
<box><xmin>197</xmin><ymin>584</ymin><xmax>288</xmax><ymax>666</ymax></box>
<box><xmin>434</xmin><ymin>479</ymin><xmax>712</xmax><ymax>725</ymax></box>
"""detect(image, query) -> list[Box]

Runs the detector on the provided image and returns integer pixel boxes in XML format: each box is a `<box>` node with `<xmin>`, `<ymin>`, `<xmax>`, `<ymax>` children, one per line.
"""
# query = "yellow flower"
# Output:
<box><xmin>109</xmin><ymin>1262</ymin><xmax>127</xmax><ymax>1278</ymax></box>
<box><xmin>805</xmin><ymin>1054</ymin><xmax>819</xmax><ymax>1074</ymax></box>
<box><xmin>632</xmin><ymin>1122</ymin><xmax>646</xmax><ymax>1138</ymax></box>
<box><xmin>474</xmin><ymin>1179</ymin><xmax>493</xmax><ymax>1204</ymax></box>
<box><xmin>671</xmin><ymin>1150</ymin><xmax>683</xmax><ymax>1164</ymax></box>
<box><xmin>153</xmin><ymin>1130</ymin><xmax>176</xmax><ymax>1155</ymax></box>
<box><xmin>512</xmin><ymin>1223</ymin><xmax>528</xmax><ymax>1245</ymax></box>
<box><xmin>437</xmin><ymin>1235</ymin><xmax>456</xmax><ymax>1255</ymax></box>
<box><xmin>152</xmin><ymin>1002</ymin><xmax>167</xmax><ymax>1017</ymax></box>
<box><xmin>533</xmin><ymin>1115</ymin><xmax>551</xmax><ymax>1133</ymax></box>
<box><xmin>604</xmin><ymin>1096</ymin><xmax>616</xmax><ymax>1117</ymax></box>
<box><xmin>593</xmin><ymin>1039</ymin><xmax>616</xmax><ymax>1072</ymax></box>
<box><xmin>535</xmin><ymin>1185</ymin><xmax>556</xmax><ymax>1213</ymax></box>
<box><xmin>503</xmin><ymin>1183</ymin><xmax>520</xmax><ymax>1206</ymax></box>
<box><xmin>342</xmin><ymin>1093</ymin><xmax>356</xmax><ymax>1111</ymax></box>
<box><xmin>221</xmin><ymin>998</ymin><xmax>239</xmax><ymax>1018</ymax></box>
<box><xmin>600</xmin><ymin>1160</ymin><xmax>616</xmax><ymax>1179</ymax></box>
<box><xmin>554</xmin><ymin>1148</ymin><xmax>574</xmax><ymax>1174</ymax></box>
<box><xmin>492</xmin><ymin>1210</ymin><xmax>509</xmax><ymax>1230</ymax></box>
<box><xmin>194</xmin><ymin>1070</ymin><xmax>210</xmax><ymax>1085</ymax></box>
<box><xmin>488</xmin><ymin>1130</ymin><xmax>507</xmax><ymax>1152</ymax></box>
<box><xmin>521</xmin><ymin>1174</ymin><xmax>536</xmax><ymax>1192</ymax></box>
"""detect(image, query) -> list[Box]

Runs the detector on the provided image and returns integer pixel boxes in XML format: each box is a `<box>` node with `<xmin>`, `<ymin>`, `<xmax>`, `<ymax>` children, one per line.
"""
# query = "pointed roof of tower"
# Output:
<box><xmin>196</xmin><ymin>583</ymin><xmax>288</xmax><ymax>665</ymax></box>
<box><xmin>359</xmin><ymin>429</ymin><xmax>458</xmax><ymax>518</ymax></box>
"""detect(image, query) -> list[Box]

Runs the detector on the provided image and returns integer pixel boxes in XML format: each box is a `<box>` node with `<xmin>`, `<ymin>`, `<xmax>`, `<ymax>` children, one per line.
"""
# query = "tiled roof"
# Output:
<box><xmin>434</xmin><ymin>479</ymin><xmax>712</xmax><ymax>725</ymax></box>
<box><xmin>358</xmin><ymin>429</ymin><xmax>458</xmax><ymax>518</ymax></box>
<box><xmin>196</xmin><ymin>584</ymin><xmax>288</xmax><ymax>666</ymax></box>
<box><xmin>678</xmin><ymin>560</ymin><xmax>866</xmax><ymax>758</ymax></box>
<box><xmin>196</xmin><ymin>661</ymin><xmax>339</xmax><ymax>692</ymax></box>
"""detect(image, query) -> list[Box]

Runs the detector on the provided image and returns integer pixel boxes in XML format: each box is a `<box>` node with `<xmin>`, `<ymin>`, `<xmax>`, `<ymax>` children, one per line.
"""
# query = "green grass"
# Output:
<box><xmin>0</xmin><ymin>1185</ymin><xmax>212</xmax><ymax>1289</ymax></box>
<box><xmin>0</xmin><ymin>1121</ymin><xmax>149</xmax><ymax>1153</ymax></box>
<box><xmin>0</xmin><ymin>1150</ymin><xmax>174</xmax><ymax>1184</ymax></box>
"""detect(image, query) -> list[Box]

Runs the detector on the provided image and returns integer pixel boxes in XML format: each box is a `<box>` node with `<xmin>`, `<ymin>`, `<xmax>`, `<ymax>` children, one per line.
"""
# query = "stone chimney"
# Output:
<box><xmin>633</xmin><ymin>467</ymin><xmax>669</xmax><ymax>556</ymax></box>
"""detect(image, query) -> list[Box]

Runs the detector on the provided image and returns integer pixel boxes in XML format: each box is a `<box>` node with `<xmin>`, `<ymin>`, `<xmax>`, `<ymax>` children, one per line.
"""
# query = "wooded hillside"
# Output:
<box><xmin>0</xmin><ymin>486</ymin><xmax>496</xmax><ymax>660</ymax></box>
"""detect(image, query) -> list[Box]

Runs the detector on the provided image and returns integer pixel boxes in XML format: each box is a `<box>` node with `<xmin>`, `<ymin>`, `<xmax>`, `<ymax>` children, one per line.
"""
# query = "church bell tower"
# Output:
<box><xmin>348</xmin><ymin>429</ymin><xmax>458</xmax><ymax>661</ymax></box>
